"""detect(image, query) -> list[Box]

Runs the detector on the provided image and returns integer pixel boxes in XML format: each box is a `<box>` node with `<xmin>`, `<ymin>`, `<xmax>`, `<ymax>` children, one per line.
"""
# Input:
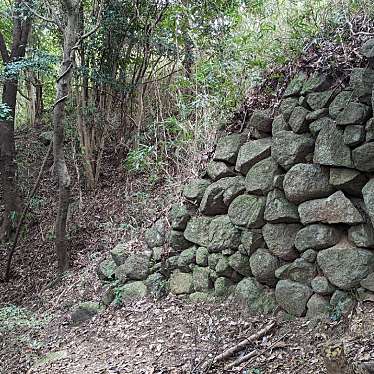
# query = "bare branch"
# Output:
<box><xmin>23</xmin><ymin>1</ymin><xmax>61</xmax><ymax>28</ymax></box>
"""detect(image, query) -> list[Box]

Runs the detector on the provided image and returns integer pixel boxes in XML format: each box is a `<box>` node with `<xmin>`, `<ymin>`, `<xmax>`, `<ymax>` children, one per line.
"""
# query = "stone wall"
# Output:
<box><xmin>97</xmin><ymin>38</ymin><xmax>374</xmax><ymax>318</ymax></box>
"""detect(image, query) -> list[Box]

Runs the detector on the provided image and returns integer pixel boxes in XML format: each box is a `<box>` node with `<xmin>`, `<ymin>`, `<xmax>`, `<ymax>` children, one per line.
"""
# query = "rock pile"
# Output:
<box><xmin>97</xmin><ymin>39</ymin><xmax>374</xmax><ymax>318</ymax></box>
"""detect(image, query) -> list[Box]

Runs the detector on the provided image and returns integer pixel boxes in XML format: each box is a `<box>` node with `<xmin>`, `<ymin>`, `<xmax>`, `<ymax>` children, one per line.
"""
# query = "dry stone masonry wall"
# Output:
<box><xmin>97</xmin><ymin>39</ymin><xmax>374</xmax><ymax>319</ymax></box>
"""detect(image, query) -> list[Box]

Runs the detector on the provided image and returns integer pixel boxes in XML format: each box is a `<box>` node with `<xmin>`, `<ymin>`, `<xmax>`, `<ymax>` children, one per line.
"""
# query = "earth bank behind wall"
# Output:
<box><xmin>99</xmin><ymin>38</ymin><xmax>374</xmax><ymax>318</ymax></box>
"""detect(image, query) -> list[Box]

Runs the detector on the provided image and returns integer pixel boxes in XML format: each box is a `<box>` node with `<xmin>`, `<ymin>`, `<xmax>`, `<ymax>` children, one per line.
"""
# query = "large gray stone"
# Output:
<box><xmin>245</xmin><ymin>157</ymin><xmax>281</xmax><ymax>195</ymax></box>
<box><xmin>317</xmin><ymin>241</ymin><xmax>374</xmax><ymax>289</ymax></box>
<box><xmin>352</xmin><ymin>143</ymin><xmax>374</xmax><ymax>172</ymax></box>
<box><xmin>295</xmin><ymin>224</ymin><xmax>341</xmax><ymax>252</ymax></box>
<box><xmin>118</xmin><ymin>253</ymin><xmax>150</xmax><ymax>281</ymax></box>
<box><xmin>306</xmin><ymin>108</ymin><xmax>329</xmax><ymax>122</ymax></box>
<box><xmin>306</xmin><ymin>90</ymin><xmax>334</xmax><ymax>110</ymax></box>
<box><xmin>298</xmin><ymin>191</ymin><xmax>364</xmax><ymax>225</ymax></box>
<box><xmin>235</xmin><ymin>138</ymin><xmax>272</xmax><ymax>174</ymax></box>
<box><xmin>366</xmin><ymin>118</ymin><xmax>374</xmax><ymax>142</ymax></box>
<box><xmin>329</xmin><ymin>168</ymin><xmax>367</xmax><ymax>197</ymax></box>
<box><xmin>289</xmin><ymin>106</ymin><xmax>310</xmax><ymax>133</ymax></box>
<box><xmin>272</xmin><ymin>114</ymin><xmax>289</xmax><ymax>135</ymax></box>
<box><xmin>97</xmin><ymin>258</ymin><xmax>117</xmax><ymax>281</ymax></box>
<box><xmin>272</xmin><ymin>131</ymin><xmax>314</xmax><ymax>170</ymax></box>
<box><xmin>280</xmin><ymin>97</ymin><xmax>299</xmax><ymax>121</ymax></box>
<box><xmin>206</xmin><ymin>161</ymin><xmax>236</xmax><ymax>181</ymax></box>
<box><xmin>215</xmin><ymin>257</ymin><xmax>233</xmax><ymax>277</ymax></box>
<box><xmin>177</xmin><ymin>247</ymin><xmax>196</xmax><ymax>271</ymax></box>
<box><xmin>183</xmin><ymin>179</ymin><xmax>211</xmax><ymax>205</ymax></box>
<box><xmin>250</xmin><ymin>248</ymin><xmax>279</xmax><ymax>286</ymax></box>
<box><xmin>208</xmin><ymin>215</ymin><xmax>241</xmax><ymax>252</ymax></box>
<box><xmin>363</xmin><ymin>179</ymin><xmax>374</xmax><ymax>228</ymax></box>
<box><xmin>283</xmin><ymin>164</ymin><xmax>334</xmax><ymax>204</ymax></box>
<box><xmin>214</xmin><ymin>133</ymin><xmax>244</xmax><ymax>164</ymax></box>
<box><xmin>110</xmin><ymin>243</ymin><xmax>129</xmax><ymax>266</ymax></box>
<box><xmin>329</xmin><ymin>91</ymin><xmax>352</xmax><ymax>118</ymax></box>
<box><xmin>278</xmin><ymin>258</ymin><xmax>317</xmax><ymax>285</ymax></box>
<box><xmin>336</xmin><ymin>102</ymin><xmax>371</xmax><ymax>125</ymax></box>
<box><xmin>350</xmin><ymin>68</ymin><xmax>374</xmax><ymax>103</ymax></box>
<box><xmin>235</xmin><ymin>278</ymin><xmax>276</xmax><ymax>314</ymax></box>
<box><xmin>228</xmin><ymin>194</ymin><xmax>266</xmax><ymax>228</ymax></box>
<box><xmin>262</xmin><ymin>223</ymin><xmax>301</xmax><ymax>260</ymax></box>
<box><xmin>275</xmin><ymin>280</ymin><xmax>313</xmax><ymax>317</ymax></box>
<box><xmin>170</xmin><ymin>204</ymin><xmax>190</xmax><ymax>231</ymax></box>
<box><xmin>170</xmin><ymin>271</ymin><xmax>193</xmax><ymax>294</ymax></box>
<box><xmin>264</xmin><ymin>189</ymin><xmax>299</xmax><ymax>223</ymax></box>
<box><xmin>249</xmin><ymin>109</ymin><xmax>273</xmax><ymax>133</ymax></box>
<box><xmin>144</xmin><ymin>219</ymin><xmax>168</xmax><ymax>249</ymax></box>
<box><xmin>184</xmin><ymin>217</ymin><xmax>212</xmax><ymax>247</ymax></box>
<box><xmin>199</xmin><ymin>176</ymin><xmax>246</xmax><ymax>215</ymax></box>
<box><xmin>214</xmin><ymin>277</ymin><xmax>234</xmax><ymax>296</ymax></box>
<box><xmin>313</xmin><ymin>122</ymin><xmax>353</xmax><ymax>168</ymax></box>
<box><xmin>119</xmin><ymin>281</ymin><xmax>147</xmax><ymax>300</ymax></box>
<box><xmin>228</xmin><ymin>252</ymin><xmax>251</xmax><ymax>277</ymax></box>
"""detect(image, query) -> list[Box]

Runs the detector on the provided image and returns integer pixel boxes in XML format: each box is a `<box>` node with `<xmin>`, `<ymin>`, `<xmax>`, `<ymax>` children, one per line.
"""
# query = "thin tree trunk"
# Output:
<box><xmin>52</xmin><ymin>2</ymin><xmax>80</xmax><ymax>272</ymax></box>
<box><xmin>0</xmin><ymin>1</ymin><xmax>32</xmax><ymax>241</ymax></box>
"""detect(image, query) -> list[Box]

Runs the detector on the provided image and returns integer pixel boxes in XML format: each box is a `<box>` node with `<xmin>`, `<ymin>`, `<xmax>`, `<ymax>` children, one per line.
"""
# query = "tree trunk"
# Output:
<box><xmin>0</xmin><ymin>0</ymin><xmax>32</xmax><ymax>241</ymax></box>
<box><xmin>52</xmin><ymin>2</ymin><xmax>80</xmax><ymax>272</ymax></box>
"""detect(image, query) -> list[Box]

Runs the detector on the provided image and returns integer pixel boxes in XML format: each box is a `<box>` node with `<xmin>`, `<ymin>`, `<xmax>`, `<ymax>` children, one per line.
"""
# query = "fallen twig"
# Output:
<box><xmin>200</xmin><ymin>321</ymin><xmax>276</xmax><ymax>371</ymax></box>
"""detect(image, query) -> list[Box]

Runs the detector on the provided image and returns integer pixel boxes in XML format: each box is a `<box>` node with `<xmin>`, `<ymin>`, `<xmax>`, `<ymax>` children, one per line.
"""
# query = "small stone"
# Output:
<box><xmin>119</xmin><ymin>281</ymin><xmax>147</xmax><ymax>300</ymax></box>
<box><xmin>262</xmin><ymin>223</ymin><xmax>301</xmax><ymax>260</ymax></box>
<box><xmin>71</xmin><ymin>302</ymin><xmax>103</xmax><ymax>323</ymax></box>
<box><xmin>363</xmin><ymin>179</ymin><xmax>374</xmax><ymax>228</ymax></box>
<box><xmin>336</xmin><ymin>102</ymin><xmax>371</xmax><ymax>125</ymax></box>
<box><xmin>264</xmin><ymin>189</ymin><xmax>299</xmax><ymax>223</ymax></box>
<box><xmin>280</xmin><ymin>258</ymin><xmax>317</xmax><ymax>285</ymax></box>
<box><xmin>352</xmin><ymin>143</ymin><xmax>374</xmax><ymax>172</ymax></box>
<box><xmin>317</xmin><ymin>242</ymin><xmax>374</xmax><ymax>289</ymax></box>
<box><xmin>306</xmin><ymin>90</ymin><xmax>334</xmax><ymax>110</ymax></box>
<box><xmin>280</xmin><ymin>97</ymin><xmax>299</xmax><ymax>121</ymax></box>
<box><xmin>235</xmin><ymin>278</ymin><xmax>276</xmax><ymax>314</ymax></box>
<box><xmin>330</xmin><ymin>168</ymin><xmax>367</xmax><ymax>197</ymax></box>
<box><xmin>343</xmin><ymin>125</ymin><xmax>365</xmax><ymax>146</ymax></box>
<box><xmin>295</xmin><ymin>224</ymin><xmax>341</xmax><ymax>252</ymax></box>
<box><xmin>101</xmin><ymin>286</ymin><xmax>115</xmax><ymax>306</ymax></box>
<box><xmin>273</xmin><ymin>174</ymin><xmax>285</xmax><ymax>189</ymax></box>
<box><xmin>289</xmin><ymin>106</ymin><xmax>310</xmax><ymax>133</ymax></box>
<box><xmin>311</xmin><ymin>276</ymin><xmax>335</xmax><ymax>295</ymax></box>
<box><xmin>235</xmin><ymin>138</ymin><xmax>272</xmax><ymax>174</ymax></box>
<box><xmin>272</xmin><ymin>114</ymin><xmax>289</xmax><ymax>135</ymax></box>
<box><xmin>170</xmin><ymin>230</ymin><xmax>192</xmax><ymax>252</ymax></box>
<box><xmin>152</xmin><ymin>247</ymin><xmax>163</xmax><ymax>262</ymax></box>
<box><xmin>249</xmin><ymin>109</ymin><xmax>273</xmax><ymax>133</ymax></box>
<box><xmin>206</xmin><ymin>161</ymin><xmax>236</xmax><ymax>181</ymax></box>
<box><xmin>170</xmin><ymin>204</ymin><xmax>190</xmax><ymax>231</ymax></box>
<box><xmin>357</xmin><ymin>287</ymin><xmax>374</xmax><ymax>302</ymax></box>
<box><xmin>361</xmin><ymin>38</ymin><xmax>374</xmax><ymax>58</ymax></box>
<box><xmin>97</xmin><ymin>258</ymin><xmax>117</xmax><ymax>281</ymax></box>
<box><xmin>117</xmin><ymin>253</ymin><xmax>150</xmax><ymax>281</ymax></box>
<box><xmin>250</xmin><ymin>248</ymin><xmax>279</xmax><ymax>286</ymax></box>
<box><xmin>199</xmin><ymin>176</ymin><xmax>245</xmax><ymax>215</ymax></box>
<box><xmin>189</xmin><ymin>292</ymin><xmax>215</xmax><ymax>303</ymax></box>
<box><xmin>208</xmin><ymin>215</ymin><xmax>241</xmax><ymax>252</ymax></box>
<box><xmin>145</xmin><ymin>273</ymin><xmax>168</xmax><ymax>298</ymax></box>
<box><xmin>110</xmin><ymin>243</ymin><xmax>128</xmax><ymax>266</ymax></box>
<box><xmin>306</xmin><ymin>294</ymin><xmax>330</xmax><ymax>320</ymax></box>
<box><xmin>228</xmin><ymin>252</ymin><xmax>251</xmax><ymax>277</ymax></box>
<box><xmin>184</xmin><ymin>217</ymin><xmax>212</xmax><ymax>247</ymax></box>
<box><xmin>366</xmin><ymin>118</ymin><xmax>374</xmax><ymax>142</ymax></box>
<box><xmin>214</xmin><ymin>277</ymin><xmax>234</xmax><ymax>296</ymax></box>
<box><xmin>177</xmin><ymin>247</ymin><xmax>196</xmax><ymax>271</ymax></box>
<box><xmin>214</xmin><ymin>133</ymin><xmax>244</xmax><ymax>164</ymax></box>
<box><xmin>348</xmin><ymin>223</ymin><xmax>374</xmax><ymax>248</ymax></box>
<box><xmin>228</xmin><ymin>194</ymin><xmax>265</xmax><ymax>228</ymax></box>
<box><xmin>39</xmin><ymin>131</ymin><xmax>53</xmax><ymax>145</ymax></box>
<box><xmin>298</xmin><ymin>191</ymin><xmax>364</xmax><ymax>225</ymax></box>
<box><xmin>283</xmin><ymin>164</ymin><xmax>333</xmax><ymax>204</ymax></box>
<box><xmin>208</xmin><ymin>253</ymin><xmax>223</xmax><ymax>270</ymax></box>
<box><xmin>196</xmin><ymin>247</ymin><xmax>209</xmax><ymax>266</ymax></box>
<box><xmin>215</xmin><ymin>257</ymin><xmax>233</xmax><ymax>277</ymax></box>
<box><xmin>193</xmin><ymin>266</ymin><xmax>212</xmax><ymax>292</ymax></box>
<box><xmin>314</xmin><ymin>122</ymin><xmax>353</xmax><ymax>168</ymax></box>
<box><xmin>183</xmin><ymin>179</ymin><xmax>211</xmax><ymax>204</ymax></box>
<box><xmin>284</xmin><ymin>72</ymin><xmax>308</xmax><ymax>97</ymax></box>
<box><xmin>240</xmin><ymin>230</ymin><xmax>264</xmax><ymax>255</ymax></box>
<box><xmin>329</xmin><ymin>91</ymin><xmax>352</xmax><ymax>118</ymax></box>
<box><xmin>350</xmin><ymin>68</ymin><xmax>374</xmax><ymax>103</ymax></box>
<box><xmin>272</xmin><ymin>131</ymin><xmax>314</xmax><ymax>170</ymax></box>
<box><xmin>306</xmin><ymin>108</ymin><xmax>329</xmax><ymax>122</ymax></box>
<box><xmin>302</xmin><ymin>249</ymin><xmax>317</xmax><ymax>263</ymax></box>
<box><xmin>144</xmin><ymin>219</ymin><xmax>168</xmax><ymax>249</ymax></box>
<box><xmin>245</xmin><ymin>157</ymin><xmax>281</xmax><ymax>195</ymax></box>
<box><xmin>309</xmin><ymin>117</ymin><xmax>335</xmax><ymax>136</ymax></box>
<box><xmin>169</xmin><ymin>271</ymin><xmax>193</xmax><ymax>294</ymax></box>
<box><xmin>275</xmin><ymin>280</ymin><xmax>313</xmax><ymax>317</ymax></box>
<box><xmin>330</xmin><ymin>290</ymin><xmax>355</xmax><ymax>316</ymax></box>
